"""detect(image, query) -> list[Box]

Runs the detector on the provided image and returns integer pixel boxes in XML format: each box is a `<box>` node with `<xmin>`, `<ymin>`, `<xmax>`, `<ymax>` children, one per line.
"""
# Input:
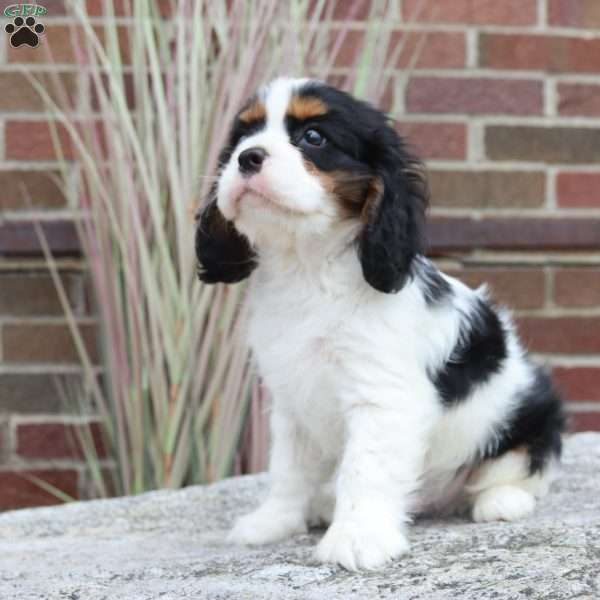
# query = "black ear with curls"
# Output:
<box><xmin>358</xmin><ymin>127</ymin><xmax>428</xmax><ymax>293</ymax></box>
<box><xmin>195</xmin><ymin>198</ymin><xmax>257</xmax><ymax>284</ymax></box>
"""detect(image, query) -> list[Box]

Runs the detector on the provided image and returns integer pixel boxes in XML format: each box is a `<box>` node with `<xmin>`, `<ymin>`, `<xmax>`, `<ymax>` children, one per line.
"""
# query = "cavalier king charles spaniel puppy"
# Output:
<box><xmin>195</xmin><ymin>78</ymin><xmax>565</xmax><ymax>571</ymax></box>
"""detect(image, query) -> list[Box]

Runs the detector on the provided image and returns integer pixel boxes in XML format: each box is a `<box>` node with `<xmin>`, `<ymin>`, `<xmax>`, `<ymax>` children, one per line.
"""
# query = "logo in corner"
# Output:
<box><xmin>4</xmin><ymin>4</ymin><xmax>46</xmax><ymax>48</ymax></box>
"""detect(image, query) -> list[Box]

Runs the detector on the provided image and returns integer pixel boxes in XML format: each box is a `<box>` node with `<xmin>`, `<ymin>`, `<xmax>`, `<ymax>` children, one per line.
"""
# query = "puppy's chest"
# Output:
<box><xmin>249</xmin><ymin>296</ymin><xmax>344</xmax><ymax>384</ymax></box>
<box><xmin>247</xmin><ymin>284</ymin><xmax>352</xmax><ymax>420</ymax></box>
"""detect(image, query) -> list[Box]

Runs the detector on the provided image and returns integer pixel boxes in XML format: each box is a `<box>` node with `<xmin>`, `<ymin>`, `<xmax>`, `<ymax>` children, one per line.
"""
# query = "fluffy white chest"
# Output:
<box><xmin>247</xmin><ymin>277</ymin><xmax>351</xmax><ymax>452</ymax></box>
<box><xmin>245</xmin><ymin>261</ymin><xmax>448</xmax><ymax>461</ymax></box>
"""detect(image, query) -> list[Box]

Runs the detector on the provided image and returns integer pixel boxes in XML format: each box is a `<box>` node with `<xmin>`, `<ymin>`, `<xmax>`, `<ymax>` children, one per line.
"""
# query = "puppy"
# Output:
<box><xmin>195</xmin><ymin>78</ymin><xmax>565</xmax><ymax>571</ymax></box>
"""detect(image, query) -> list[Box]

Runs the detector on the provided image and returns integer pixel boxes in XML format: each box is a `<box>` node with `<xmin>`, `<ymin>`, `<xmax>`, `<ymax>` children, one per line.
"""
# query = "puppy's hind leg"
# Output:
<box><xmin>468</xmin><ymin>365</ymin><xmax>564</xmax><ymax>523</ymax></box>
<box><xmin>467</xmin><ymin>449</ymin><xmax>556</xmax><ymax>523</ymax></box>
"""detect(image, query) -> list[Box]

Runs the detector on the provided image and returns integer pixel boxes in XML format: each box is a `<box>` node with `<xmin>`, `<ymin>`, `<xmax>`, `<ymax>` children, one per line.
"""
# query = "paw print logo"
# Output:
<box><xmin>5</xmin><ymin>16</ymin><xmax>45</xmax><ymax>48</ymax></box>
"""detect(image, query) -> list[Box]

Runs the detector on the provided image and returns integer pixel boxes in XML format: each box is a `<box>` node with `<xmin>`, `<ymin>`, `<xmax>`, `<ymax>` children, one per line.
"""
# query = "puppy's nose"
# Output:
<box><xmin>238</xmin><ymin>147</ymin><xmax>268</xmax><ymax>175</ymax></box>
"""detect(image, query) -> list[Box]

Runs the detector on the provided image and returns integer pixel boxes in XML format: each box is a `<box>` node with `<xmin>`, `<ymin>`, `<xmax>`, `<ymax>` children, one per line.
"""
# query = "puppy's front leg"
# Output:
<box><xmin>229</xmin><ymin>408</ymin><xmax>320</xmax><ymax>545</ymax></box>
<box><xmin>315</xmin><ymin>402</ymin><xmax>429</xmax><ymax>570</ymax></box>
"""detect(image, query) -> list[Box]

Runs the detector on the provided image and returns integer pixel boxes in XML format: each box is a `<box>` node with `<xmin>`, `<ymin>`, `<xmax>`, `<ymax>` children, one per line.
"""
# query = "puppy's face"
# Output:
<box><xmin>216</xmin><ymin>78</ymin><xmax>379</xmax><ymax>242</ymax></box>
<box><xmin>196</xmin><ymin>78</ymin><xmax>428</xmax><ymax>293</ymax></box>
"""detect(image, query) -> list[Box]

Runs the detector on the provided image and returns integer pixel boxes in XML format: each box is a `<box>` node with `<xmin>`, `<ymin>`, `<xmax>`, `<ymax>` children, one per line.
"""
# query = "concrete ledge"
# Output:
<box><xmin>0</xmin><ymin>433</ymin><xmax>599</xmax><ymax>599</ymax></box>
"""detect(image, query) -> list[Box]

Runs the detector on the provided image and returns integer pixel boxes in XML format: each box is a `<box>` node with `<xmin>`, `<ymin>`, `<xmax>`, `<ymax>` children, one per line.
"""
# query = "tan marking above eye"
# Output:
<box><xmin>302</xmin><ymin>159</ymin><xmax>379</xmax><ymax>219</ymax></box>
<box><xmin>287</xmin><ymin>95</ymin><xmax>328</xmax><ymax>121</ymax></box>
<box><xmin>239</xmin><ymin>101</ymin><xmax>266</xmax><ymax>124</ymax></box>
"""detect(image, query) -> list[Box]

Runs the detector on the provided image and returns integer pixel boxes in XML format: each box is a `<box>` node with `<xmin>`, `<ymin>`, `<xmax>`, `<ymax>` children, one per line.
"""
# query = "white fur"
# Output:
<box><xmin>220</xmin><ymin>78</ymin><xmax>553</xmax><ymax>570</ymax></box>
<box><xmin>471</xmin><ymin>486</ymin><xmax>536</xmax><ymax>522</ymax></box>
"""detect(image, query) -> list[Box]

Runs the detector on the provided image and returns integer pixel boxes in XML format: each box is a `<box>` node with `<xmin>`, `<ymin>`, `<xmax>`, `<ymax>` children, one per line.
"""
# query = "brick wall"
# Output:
<box><xmin>389</xmin><ymin>0</ymin><xmax>600</xmax><ymax>434</ymax></box>
<box><xmin>0</xmin><ymin>0</ymin><xmax>104</xmax><ymax>509</ymax></box>
<box><xmin>1</xmin><ymin>0</ymin><xmax>600</xmax><ymax>509</ymax></box>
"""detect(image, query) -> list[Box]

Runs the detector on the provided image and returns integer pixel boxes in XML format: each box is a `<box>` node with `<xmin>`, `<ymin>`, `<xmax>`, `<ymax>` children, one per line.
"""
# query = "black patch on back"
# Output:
<box><xmin>433</xmin><ymin>299</ymin><xmax>507</xmax><ymax>406</ymax></box>
<box><xmin>481</xmin><ymin>366</ymin><xmax>565</xmax><ymax>474</ymax></box>
<box><xmin>415</xmin><ymin>258</ymin><xmax>452</xmax><ymax>306</ymax></box>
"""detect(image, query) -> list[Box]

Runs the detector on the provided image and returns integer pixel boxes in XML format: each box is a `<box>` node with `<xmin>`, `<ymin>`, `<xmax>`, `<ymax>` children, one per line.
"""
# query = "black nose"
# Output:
<box><xmin>238</xmin><ymin>147</ymin><xmax>268</xmax><ymax>175</ymax></box>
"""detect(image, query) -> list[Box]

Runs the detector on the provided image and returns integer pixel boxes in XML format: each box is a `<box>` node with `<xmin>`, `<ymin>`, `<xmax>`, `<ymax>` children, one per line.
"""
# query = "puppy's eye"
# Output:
<box><xmin>302</xmin><ymin>128</ymin><xmax>326</xmax><ymax>147</ymax></box>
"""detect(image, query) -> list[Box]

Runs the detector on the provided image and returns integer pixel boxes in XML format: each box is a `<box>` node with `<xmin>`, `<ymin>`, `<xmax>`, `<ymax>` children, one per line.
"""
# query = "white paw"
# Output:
<box><xmin>472</xmin><ymin>485</ymin><xmax>536</xmax><ymax>523</ymax></box>
<box><xmin>228</xmin><ymin>506</ymin><xmax>307</xmax><ymax>546</ymax></box>
<box><xmin>315</xmin><ymin>520</ymin><xmax>409</xmax><ymax>571</ymax></box>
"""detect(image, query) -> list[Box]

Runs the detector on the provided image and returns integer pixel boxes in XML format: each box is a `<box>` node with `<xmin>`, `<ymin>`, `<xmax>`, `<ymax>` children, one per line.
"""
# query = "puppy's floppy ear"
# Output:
<box><xmin>195</xmin><ymin>194</ymin><xmax>257</xmax><ymax>284</ymax></box>
<box><xmin>358</xmin><ymin>127</ymin><xmax>428</xmax><ymax>293</ymax></box>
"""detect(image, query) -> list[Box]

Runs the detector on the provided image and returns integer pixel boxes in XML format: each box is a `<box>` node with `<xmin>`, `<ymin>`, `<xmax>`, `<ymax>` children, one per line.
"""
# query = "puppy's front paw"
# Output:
<box><xmin>315</xmin><ymin>520</ymin><xmax>409</xmax><ymax>571</ymax></box>
<box><xmin>228</xmin><ymin>506</ymin><xmax>307</xmax><ymax>546</ymax></box>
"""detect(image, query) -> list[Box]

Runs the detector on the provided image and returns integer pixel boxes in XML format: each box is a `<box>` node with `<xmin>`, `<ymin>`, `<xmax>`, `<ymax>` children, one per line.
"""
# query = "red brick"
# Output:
<box><xmin>548</xmin><ymin>0</ymin><xmax>600</xmax><ymax>28</ymax></box>
<box><xmin>85</xmin><ymin>0</ymin><xmax>172</xmax><ymax>16</ymax></box>
<box><xmin>554</xmin><ymin>268</ymin><xmax>600</xmax><ymax>307</ymax></box>
<box><xmin>5</xmin><ymin>121</ymin><xmax>74</xmax><ymax>161</ymax></box>
<box><xmin>8</xmin><ymin>25</ymin><xmax>131</xmax><ymax>65</ymax></box>
<box><xmin>403</xmin><ymin>0</ymin><xmax>537</xmax><ymax>25</ymax></box>
<box><xmin>553</xmin><ymin>367</ymin><xmax>600</xmax><ymax>402</ymax></box>
<box><xmin>336</xmin><ymin>30</ymin><xmax>465</xmax><ymax>69</ymax></box>
<box><xmin>0</xmin><ymin>221</ymin><xmax>80</xmax><ymax>256</ymax></box>
<box><xmin>429</xmin><ymin>217</ymin><xmax>600</xmax><ymax>252</ymax></box>
<box><xmin>479</xmin><ymin>33</ymin><xmax>600</xmax><ymax>73</ymax></box>
<box><xmin>32</xmin><ymin>0</ymin><xmax>68</xmax><ymax>15</ymax></box>
<box><xmin>445</xmin><ymin>267</ymin><xmax>546</xmax><ymax>310</ymax></box>
<box><xmin>0</xmin><ymin>469</ymin><xmax>78</xmax><ymax>510</ymax></box>
<box><xmin>558</xmin><ymin>83</ymin><xmax>600</xmax><ymax>116</ymax></box>
<box><xmin>407</xmin><ymin>77</ymin><xmax>542</xmax><ymax>116</ymax></box>
<box><xmin>5</xmin><ymin>121</ymin><xmax>106</xmax><ymax>161</ymax></box>
<box><xmin>89</xmin><ymin>72</ymin><xmax>136</xmax><ymax>111</ymax></box>
<box><xmin>307</xmin><ymin>0</ymin><xmax>373</xmax><ymax>19</ymax></box>
<box><xmin>0</xmin><ymin>170</ymin><xmax>65</xmax><ymax>210</ymax></box>
<box><xmin>16</xmin><ymin>422</ymin><xmax>106</xmax><ymax>460</ymax></box>
<box><xmin>396</xmin><ymin>122</ymin><xmax>466</xmax><ymax>160</ymax></box>
<box><xmin>8</xmin><ymin>25</ymin><xmax>76</xmax><ymax>64</ymax></box>
<box><xmin>429</xmin><ymin>170</ymin><xmax>545</xmax><ymax>209</ymax></box>
<box><xmin>568</xmin><ymin>411</ymin><xmax>600</xmax><ymax>432</ymax></box>
<box><xmin>3</xmin><ymin>323</ymin><xmax>98</xmax><ymax>364</ymax></box>
<box><xmin>40</xmin><ymin>0</ymin><xmax>181</xmax><ymax>17</ymax></box>
<box><xmin>0</xmin><ymin>273</ymin><xmax>80</xmax><ymax>316</ymax></box>
<box><xmin>0</xmin><ymin>421</ymin><xmax>8</xmax><ymax>462</ymax></box>
<box><xmin>0</xmin><ymin>374</ymin><xmax>83</xmax><ymax>414</ymax></box>
<box><xmin>517</xmin><ymin>317</ymin><xmax>600</xmax><ymax>354</ymax></box>
<box><xmin>486</xmin><ymin>126</ymin><xmax>600</xmax><ymax>164</ymax></box>
<box><xmin>0</xmin><ymin>72</ymin><xmax>77</xmax><ymax>112</ymax></box>
<box><xmin>556</xmin><ymin>173</ymin><xmax>600</xmax><ymax>208</ymax></box>
<box><xmin>85</xmin><ymin>0</ymin><xmax>132</xmax><ymax>15</ymax></box>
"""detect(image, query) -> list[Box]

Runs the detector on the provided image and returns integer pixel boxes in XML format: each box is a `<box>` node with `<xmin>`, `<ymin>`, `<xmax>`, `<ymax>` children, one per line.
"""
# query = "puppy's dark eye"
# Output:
<box><xmin>302</xmin><ymin>128</ymin><xmax>326</xmax><ymax>147</ymax></box>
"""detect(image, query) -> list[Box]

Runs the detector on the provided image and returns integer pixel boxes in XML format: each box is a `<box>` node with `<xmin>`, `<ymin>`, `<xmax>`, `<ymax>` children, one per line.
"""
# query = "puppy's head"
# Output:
<box><xmin>196</xmin><ymin>78</ymin><xmax>428</xmax><ymax>293</ymax></box>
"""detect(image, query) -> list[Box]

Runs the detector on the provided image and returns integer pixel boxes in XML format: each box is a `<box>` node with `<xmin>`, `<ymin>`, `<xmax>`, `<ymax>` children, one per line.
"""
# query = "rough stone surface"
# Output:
<box><xmin>0</xmin><ymin>433</ymin><xmax>599</xmax><ymax>599</ymax></box>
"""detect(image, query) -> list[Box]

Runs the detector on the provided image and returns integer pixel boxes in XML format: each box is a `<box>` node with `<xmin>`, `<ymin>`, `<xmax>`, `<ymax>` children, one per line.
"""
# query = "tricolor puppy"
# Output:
<box><xmin>195</xmin><ymin>78</ymin><xmax>565</xmax><ymax>571</ymax></box>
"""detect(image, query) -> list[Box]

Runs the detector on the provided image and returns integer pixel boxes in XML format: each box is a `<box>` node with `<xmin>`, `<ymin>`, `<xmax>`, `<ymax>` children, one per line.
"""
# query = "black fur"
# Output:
<box><xmin>359</xmin><ymin>160</ymin><xmax>427</xmax><ymax>293</ymax></box>
<box><xmin>195</xmin><ymin>114</ymin><xmax>265</xmax><ymax>284</ymax></box>
<box><xmin>195</xmin><ymin>198</ymin><xmax>257</xmax><ymax>284</ymax></box>
<box><xmin>481</xmin><ymin>366</ymin><xmax>565</xmax><ymax>475</ymax></box>
<box><xmin>432</xmin><ymin>299</ymin><xmax>507</xmax><ymax>406</ymax></box>
<box><xmin>293</xmin><ymin>84</ymin><xmax>429</xmax><ymax>294</ymax></box>
<box><xmin>197</xmin><ymin>81</ymin><xmax>427</xmax><ymax>292</ymax></box>
<box><xmin>415</xmin><ymin>258</ymin><xmax>452</xmax><ymax>306</ymax></box>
